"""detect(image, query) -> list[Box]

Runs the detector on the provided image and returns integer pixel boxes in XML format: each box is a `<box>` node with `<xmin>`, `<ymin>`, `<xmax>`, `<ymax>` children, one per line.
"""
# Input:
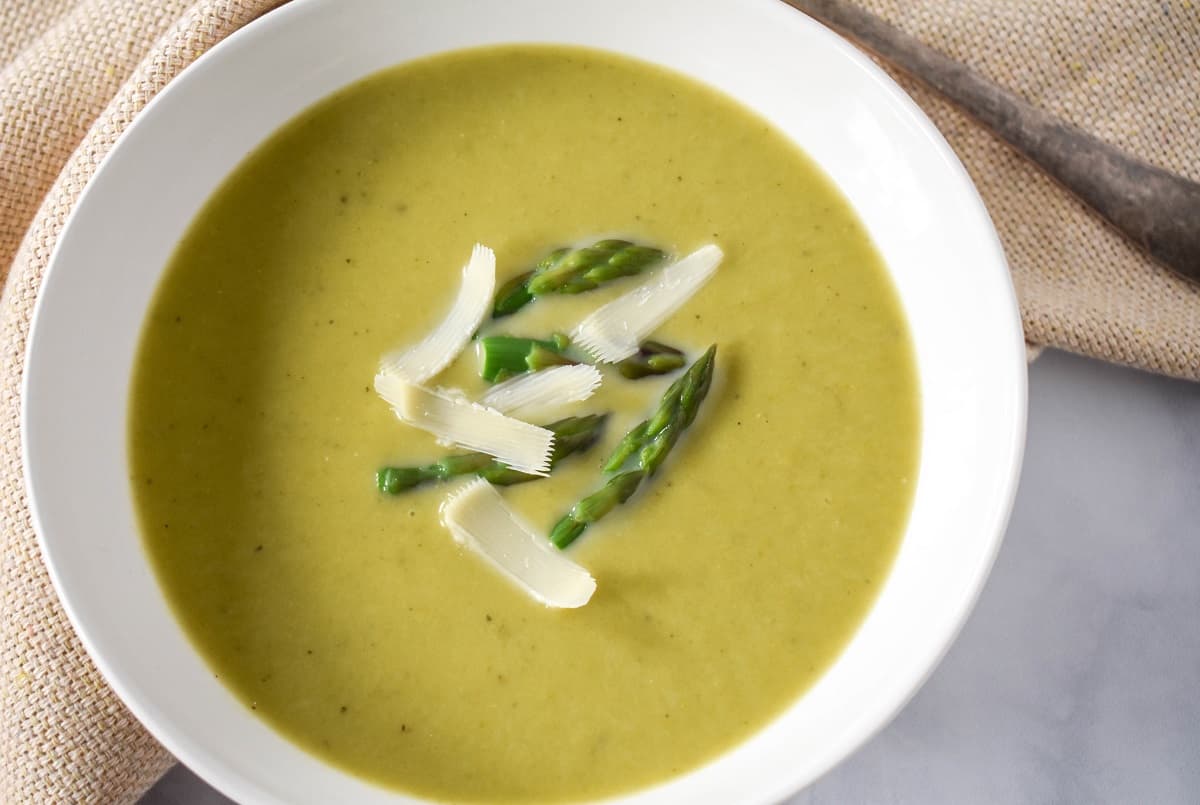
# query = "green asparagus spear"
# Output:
<box><xmin>602</xmin><ymin>421</ymin><xmax>649</xmax><ymax>474</ymax></box>
<box><xmin>553</xmin><ymin>346</ymin><xmax>717</xmax><ymax>548</ymax></box>
<box><xmin>491</xmin><ymin>240</ymin><xmax>667</xmax><ymax>317</ymax></box>
<box><xmin>376</xmin><ymin>414</ymin><xmax>608</xmax><ymax>494</ymax></box>
<box><xmin>482</xmin><ymin>334</ymin><xmax>683</xmax><ymax>383</ymax></box>
<box><xmin>492</xmin><ymin>270</ymin><xmax>536</xmax><ymax>318</ymax></box>
<box><xmin>602</xmin><ymin>345</ymin><xmax>716</xmax><ymax>473</ymax></box>
<box><xmin>480</xmin><ymin>414</ymin><xmax>611</xmax><ymax>485</ymax></box>
<box><xmin>527</xmin><ymin>239</ymin><xmax>666</xmax><ymax>295</ymax></box>
<box><xmin>616</xmin><ymin>341</ymin><xmax>686</xmax><ymax>380</ymax></box>
<box><xmin>478</xmin><ymin>334</ymin><xmax>575</xmax><ymax>382</ymax></box>
<box><xmin>548</xmin><ymin>470</ymin><xmax>645</xmax><ymax>548</ymax></box>
<box><xmin>492</xmin><ymin>245</ymin><xmax>583</xmax><ymax>317</ymax></box>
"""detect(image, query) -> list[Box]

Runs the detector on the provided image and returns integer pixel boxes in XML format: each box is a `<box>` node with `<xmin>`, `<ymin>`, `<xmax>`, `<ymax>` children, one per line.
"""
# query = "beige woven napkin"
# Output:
<box><xmin>0</xmin><ymin>1</ymin><xmax>1196</xmax><ymax>803</ymax></box>
<box><xmin>856</xmin><ymin>0</ymin><xmax>1200</xmax><ymax>378</ymax></box>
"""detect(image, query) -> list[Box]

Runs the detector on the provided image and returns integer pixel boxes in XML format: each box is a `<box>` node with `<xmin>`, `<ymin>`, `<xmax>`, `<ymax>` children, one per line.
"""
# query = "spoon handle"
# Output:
<box><xmin>783</xmin><ymin>0</ymin><xmax>1200</xmax><ymax>282</ymax></box>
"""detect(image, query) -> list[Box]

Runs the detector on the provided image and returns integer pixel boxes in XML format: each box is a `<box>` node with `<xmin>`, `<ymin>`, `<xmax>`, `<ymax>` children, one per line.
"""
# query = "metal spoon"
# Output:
<box><xmin>783</xmin><ymin>0</ymin><xmax>1200</xmax><ymax>283</ymax></box>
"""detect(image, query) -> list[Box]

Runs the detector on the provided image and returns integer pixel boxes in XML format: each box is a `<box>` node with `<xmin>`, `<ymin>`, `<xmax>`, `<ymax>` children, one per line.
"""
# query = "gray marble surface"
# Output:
<box><xmin>141</xmin><ymin>349</ymin><xmax>1200</xmax><ymax>805</ymax></box>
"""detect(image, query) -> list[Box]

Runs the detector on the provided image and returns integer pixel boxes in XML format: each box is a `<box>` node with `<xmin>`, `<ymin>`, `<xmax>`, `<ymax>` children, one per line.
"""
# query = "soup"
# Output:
<box><xmin>129</xmin><ymin>45</ymin><xmax>919</xmax><ymax>802</ymax></box>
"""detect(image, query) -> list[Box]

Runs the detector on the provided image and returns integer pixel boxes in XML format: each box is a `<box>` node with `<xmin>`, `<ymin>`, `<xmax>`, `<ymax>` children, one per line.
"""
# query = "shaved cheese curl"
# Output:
<box><xmin>573</xmin><ymin>244</ymin><xmax>722</xmax><ymax>363</ymax></box>
<box><xmin>381</xmin><ymin>243</ymin><xmax>495</xmax><ymax>382</ymax></box>
<box><xmin>374</xmin><ymin>374</ymin><xmax>553</xmax><ymax>475</ymax></box>
<box><xmin>480</xmin><ymin>365</ymin><xmax>603</xmax><ymax>419</ymax></box>
<box><xmin>441</xmin><ymin>478</ymin><xmax>596</xmax><ymax>608</ymax></box>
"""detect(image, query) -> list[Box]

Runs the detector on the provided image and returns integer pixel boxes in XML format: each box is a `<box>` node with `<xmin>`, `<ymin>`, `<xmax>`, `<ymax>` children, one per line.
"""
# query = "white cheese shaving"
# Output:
<box><xmin>479</xmin><ymin>364</ymin><xmax>603</xmax><ymax>420</ymax></box>
<box><xmin>441</xmin><ymin>478</ymin><xmax>596</xmax><ymax>608</ymax></box>
<box><xmin>380</xmin><ymin>243</ymin><xmax>495</xmax><ymax>382</ymax></box>
<box><xmin>572</xmin><ymin>244</ymin><xmax>723</xmax><ymax>363</ymax></box>
<box><xmin>374</xmin><ymin>373</ymin><xmax>553</xmax><ymax>475</ymax></box>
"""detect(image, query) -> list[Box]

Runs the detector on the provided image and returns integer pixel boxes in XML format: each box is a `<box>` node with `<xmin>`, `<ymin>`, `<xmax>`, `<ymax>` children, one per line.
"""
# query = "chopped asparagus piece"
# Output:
<box><xmin>492</xmin><ymin>270</ymin><xmax>536</xmax><ymax>318</ymax></box>
<box><xmin>491</xmin><ymin>248</ymin><xmax>569</xmax><ymax>318</ymax></box>
<box><xmin>478</xmin><ymin>335</ymin><xmax>576</xmax><ymax>382</ymax></box>
<box><xmin>603</xmin><ymin>345</ymin><xmax>716</xmax><ymax>473</ymax></box>
<box><xmin>377</xmin><ymin>414</ymin><xmax>608</xmax><ymax>494</ymax></box>
<box><xmin>553</xmin><ymin>346</ymin><xmax>717</xmax><ymax>547</ymax></box>
<box><xmin>490</xmin><ymin>240</ymin><xmax>667</xmax><ymax>318</ymax></box>
<box><xmin>603</xmin><ymin>421</ymin><xmax>649</xmax><ymax>474</ymax></box>
<box><xmin>549</xmin><ymin>470</ymin><xmax>645</xmax><ymax>549</ymax></box>
<box><xmin>616</xmin><ymin>340</ymin><xmax>686</xmax><ymax>379</ymax></box>
<box><xmin>527</xmin><ymin>240</ymin><xmax>666</xmax><ymax>296</ymax></box>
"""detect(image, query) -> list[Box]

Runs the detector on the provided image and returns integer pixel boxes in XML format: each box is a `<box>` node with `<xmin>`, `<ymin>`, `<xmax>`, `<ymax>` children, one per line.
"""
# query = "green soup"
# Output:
<box><xmin>129</xmin><ymin>45</ymin><xmax>919</xmax><ymax>802</ymax></box>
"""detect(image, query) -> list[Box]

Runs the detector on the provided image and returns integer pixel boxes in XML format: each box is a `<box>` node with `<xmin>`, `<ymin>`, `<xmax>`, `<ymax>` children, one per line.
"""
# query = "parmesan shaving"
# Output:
<box><xmin>479</xmin><ymin>365</ymin><xmax>603</xmax><ymax>419</ymax></box>
<box><xmin>441</xmin><ymin>478</ymin><xmax>596</xmax><ymax>608</ymax></box>
<box><xmin>375</xmin><ymin>374</ymin><xmax>553</xmax><ymax>475</ymax></box>
<box><xmin>572</xmin><ymin>244</ymin><xmax>723</xmax><ymax>363</ymax></box>
<box><xmin>380</xmin><ymin>243</ymin><xmax>495</xmax><ymax>382</ymax></box>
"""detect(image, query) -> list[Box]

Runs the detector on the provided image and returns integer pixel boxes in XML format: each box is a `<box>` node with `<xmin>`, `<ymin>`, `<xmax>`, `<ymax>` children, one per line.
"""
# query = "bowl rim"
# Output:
<box><xmin>21</xmin><ymin>0</ymin><xmax>1027</xmax><ymax>802</ymax></box>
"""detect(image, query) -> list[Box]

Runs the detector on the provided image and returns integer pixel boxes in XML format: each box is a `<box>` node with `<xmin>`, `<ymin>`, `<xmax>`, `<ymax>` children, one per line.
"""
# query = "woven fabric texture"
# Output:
<box><xmin>0</xmin><ymin>1</ymin><xmax>1197</xmax><ymax>804</ymax></box>
<box><xmin>855</xmin><ymin>0</ymin><xmax>1200</xmax><ymax>378</ymax></box>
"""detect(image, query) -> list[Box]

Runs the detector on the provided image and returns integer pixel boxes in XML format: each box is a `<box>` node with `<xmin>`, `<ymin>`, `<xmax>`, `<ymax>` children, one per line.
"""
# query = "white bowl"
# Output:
<box><xmin>22</xmin><ymin>0</ymin><xmax>1027</xmax><ymax>802</ymax></box>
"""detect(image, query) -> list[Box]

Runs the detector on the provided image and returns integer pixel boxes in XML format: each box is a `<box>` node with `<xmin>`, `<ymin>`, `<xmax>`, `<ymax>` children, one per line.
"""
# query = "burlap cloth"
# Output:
<box><xmin>0</xmin><ymin>1</ymin><xmax>1196</xmax><ymax>802</ymax></box>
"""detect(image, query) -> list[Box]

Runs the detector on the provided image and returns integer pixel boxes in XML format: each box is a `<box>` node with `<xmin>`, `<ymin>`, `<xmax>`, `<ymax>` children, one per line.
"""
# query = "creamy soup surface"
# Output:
<box><xmin>130</xmin><ymin>45</ymin><xmax>920</xmax><ymax>803</ymax></box>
